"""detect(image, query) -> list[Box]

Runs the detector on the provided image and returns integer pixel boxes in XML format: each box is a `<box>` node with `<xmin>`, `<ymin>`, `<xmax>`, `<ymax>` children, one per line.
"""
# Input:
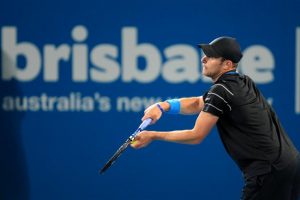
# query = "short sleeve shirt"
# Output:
<box><xmin>202</xmin><ymin>83</ymin><xmax>233</xmax><ymax>116</ymax></box>
<box><xmin>202</xmin><ymin>71</ymin><xmax>299</xmax><ymax>178</ymax></box>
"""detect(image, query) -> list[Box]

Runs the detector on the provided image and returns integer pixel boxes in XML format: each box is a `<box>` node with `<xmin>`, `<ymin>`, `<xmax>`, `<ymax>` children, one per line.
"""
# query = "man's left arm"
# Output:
<box><xmin>131</xmin><ymin>111</ymin><xmax>218</xmax><ymax>149</ymax></box>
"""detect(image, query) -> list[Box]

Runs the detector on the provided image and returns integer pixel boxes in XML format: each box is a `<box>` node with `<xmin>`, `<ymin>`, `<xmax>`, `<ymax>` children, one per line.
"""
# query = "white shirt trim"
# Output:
<box><xmin>208</xmin><ymin>92</ymin><xmax>232</xmax><ymax>111</ymax></box>
<box><xmin>214</xmin><ymin>84</ymin><xmax>234</xmax><ymax>96</ymax></box>
<box><xmin>205</xmin><ymin>103</ymin><xmax>223</xmax><ymax>113</ymax></box>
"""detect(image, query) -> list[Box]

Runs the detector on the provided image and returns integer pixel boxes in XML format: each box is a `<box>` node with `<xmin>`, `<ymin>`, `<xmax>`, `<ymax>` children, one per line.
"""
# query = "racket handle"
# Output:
<box><xmin>139</xmin><ymin>118</ymin><xmax>152</xmax><ymax>130</ymax></box>
<box><xmin>129</xmin><ymin>118</ymin><xmax>152</xmax><ymax>141</ymax></box>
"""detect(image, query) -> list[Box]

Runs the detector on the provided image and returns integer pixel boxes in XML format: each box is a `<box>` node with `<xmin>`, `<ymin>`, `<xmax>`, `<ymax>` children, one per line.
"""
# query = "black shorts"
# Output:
<box><xmin>241</xmin><ymin>155</ymin><xmax>300</xmax><ymax>200</ymax></box>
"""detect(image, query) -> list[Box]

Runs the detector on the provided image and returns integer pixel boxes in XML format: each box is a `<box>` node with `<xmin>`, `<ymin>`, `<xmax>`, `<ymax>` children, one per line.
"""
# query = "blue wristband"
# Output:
<box><xmin>156</xmin><ymin>103</ymin><xmax>164</xmax><ymax>113</ymax></box>
<box><xmin>166</xmin><ymin>99</ymin><xmax>180</xmax><ymax>114</ymax></box>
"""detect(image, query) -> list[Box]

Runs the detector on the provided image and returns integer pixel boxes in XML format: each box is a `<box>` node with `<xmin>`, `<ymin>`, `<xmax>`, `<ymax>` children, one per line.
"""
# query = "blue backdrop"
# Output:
<box><xmin>1</xmin><ymin>0</ymin><xmax>300</xmax><ymax>199</ymax></box>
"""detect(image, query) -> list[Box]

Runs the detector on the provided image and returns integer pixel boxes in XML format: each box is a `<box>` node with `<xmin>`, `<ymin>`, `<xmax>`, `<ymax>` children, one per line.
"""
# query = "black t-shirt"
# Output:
<box><xmin>202</xmin><ymin>71</ymin><xmax>299</xmax><ymax>178</ymax></box>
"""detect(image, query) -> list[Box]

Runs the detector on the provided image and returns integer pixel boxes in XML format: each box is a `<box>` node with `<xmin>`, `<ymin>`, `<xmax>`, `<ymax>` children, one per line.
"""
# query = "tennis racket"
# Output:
<box><xmin>99</xmin><ymin>118</ymin><xmax>152</xmax><ymax>174</ymax></box>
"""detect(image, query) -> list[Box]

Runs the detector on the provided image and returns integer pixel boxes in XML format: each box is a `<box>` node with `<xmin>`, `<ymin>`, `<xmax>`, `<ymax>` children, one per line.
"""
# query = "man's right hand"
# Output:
<box><xmin>141</xmin><ymin>102</ymin><xmax>170</xmax><ymax>124</ymax></box>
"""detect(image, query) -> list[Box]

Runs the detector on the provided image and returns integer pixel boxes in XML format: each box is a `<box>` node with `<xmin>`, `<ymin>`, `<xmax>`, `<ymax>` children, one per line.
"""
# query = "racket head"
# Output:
<box><xmin>99</xmin><ymin>118</ymin><xmax>152</xmax><ymax>174</ymax></box>
<box><xmin>99</xmin><ymin>140</ymin><xmax>130</xmax><ymax>174</ymax></box>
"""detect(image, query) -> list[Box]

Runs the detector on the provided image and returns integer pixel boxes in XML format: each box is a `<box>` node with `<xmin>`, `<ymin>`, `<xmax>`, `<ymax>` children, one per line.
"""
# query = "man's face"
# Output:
<box><xmin>201</xmin><ymin>56</ymin><xmax>225</xmax><ymax>78</ymax></box>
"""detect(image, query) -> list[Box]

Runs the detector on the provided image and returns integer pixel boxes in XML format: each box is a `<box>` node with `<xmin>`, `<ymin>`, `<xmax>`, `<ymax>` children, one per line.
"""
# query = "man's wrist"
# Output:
<box><xmin>156</xmin><ymin>103</ymin><xmax>164</xmax><ymax>113</ymax></box>
<box><xmin>157</xmin><ymin>102</ymin><xmax>170</xmax><ymax>112</ymax></box>
<box><xmin>165</xmin><ymin>99</ymin><xmax>181</xmax><ymax>114</ymax></box>
<box><xmin>149</xmin><ymin>131</ymin><xmax>160</xmax><ymax>141</ymax></box>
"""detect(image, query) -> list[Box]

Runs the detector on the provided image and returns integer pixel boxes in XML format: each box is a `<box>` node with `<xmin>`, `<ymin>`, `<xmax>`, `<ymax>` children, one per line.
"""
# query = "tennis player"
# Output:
<box><xmin>131</xmin><ymin>37</ymin><xmax>300</xmax><ymax>200</ymax></box>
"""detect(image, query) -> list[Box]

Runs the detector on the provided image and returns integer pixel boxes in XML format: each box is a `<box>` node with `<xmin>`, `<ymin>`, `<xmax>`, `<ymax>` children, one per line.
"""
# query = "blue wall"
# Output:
<box><xmin>1</xmin><ymin>0</ymin><xmax>300</xmax><ymax>199</ymax></box>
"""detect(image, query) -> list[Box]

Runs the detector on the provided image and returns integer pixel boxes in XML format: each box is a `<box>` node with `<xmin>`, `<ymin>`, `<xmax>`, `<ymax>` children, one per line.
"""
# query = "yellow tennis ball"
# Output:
<box><xmin>131</xmin><ymin>140</ymin><xmax>137</xmax><ymax>144</ymax></box>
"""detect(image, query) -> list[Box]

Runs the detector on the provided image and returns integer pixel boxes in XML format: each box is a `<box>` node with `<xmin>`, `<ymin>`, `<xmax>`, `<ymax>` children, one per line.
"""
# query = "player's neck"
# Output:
<box><xmin>212</xmin><ymin>69</ymin><xmax>236</xmax><ymax>82</ymax></box>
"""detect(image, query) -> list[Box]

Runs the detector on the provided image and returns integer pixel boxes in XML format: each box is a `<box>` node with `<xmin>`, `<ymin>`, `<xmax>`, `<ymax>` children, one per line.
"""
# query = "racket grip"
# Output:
<box><xmin>139</xmin><ymin>118</ymin><xmax>152</xmax><ymax>130</ymax></box>
<box><xmin>129</xmin><ymin>118</ymin><xmax>153</xmax><ymax>141</ymax></box>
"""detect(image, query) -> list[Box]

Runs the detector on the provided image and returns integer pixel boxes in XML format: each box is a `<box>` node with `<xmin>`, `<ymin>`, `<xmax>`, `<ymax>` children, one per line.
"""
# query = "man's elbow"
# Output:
<box><xmin>188</xmin><ymin>130</ymin><xmax>205</xmax><ymax>145</ymax></box>
<box><xmin>189</xmin><ymin>139</ymin><xmax>202</xmax><ymax>145</ymax></box>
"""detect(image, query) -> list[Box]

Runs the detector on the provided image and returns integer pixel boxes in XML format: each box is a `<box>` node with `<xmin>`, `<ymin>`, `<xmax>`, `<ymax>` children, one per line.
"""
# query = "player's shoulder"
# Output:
<box><xmin>209</xmin><ymin>82</ymin><xmax>235</xmax><ymax>96</ymax></box>
<box><xmin>211</xmin><ymin>73</ymin><xmax>253</xmax><ymax>96</ymax></box>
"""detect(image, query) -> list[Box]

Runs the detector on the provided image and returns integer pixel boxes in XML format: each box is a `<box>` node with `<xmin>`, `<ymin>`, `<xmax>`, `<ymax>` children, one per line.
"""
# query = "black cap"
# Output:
<box><xmin>198</xmin><ymin>36</ymin><xmax>243</xmax><ymax>63</ymax></box>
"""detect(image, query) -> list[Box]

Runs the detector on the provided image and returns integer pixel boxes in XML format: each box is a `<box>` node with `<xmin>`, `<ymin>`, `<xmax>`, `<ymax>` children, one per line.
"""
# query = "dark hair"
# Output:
<box><xmin>221</xmin><ymin>57</ymin><xmax>238</xmax><ymax>68</ymax></box>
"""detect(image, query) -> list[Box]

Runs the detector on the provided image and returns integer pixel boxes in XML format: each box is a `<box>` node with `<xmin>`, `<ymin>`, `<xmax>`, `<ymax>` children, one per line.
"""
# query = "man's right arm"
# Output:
<box><xmin>142</xmin><ymin>96</ymin><xmax>204</xmax><ymax>123</ymax></box>
<box><xmin>179</xmin><ymin>96</ymin><xmax>204</xmax><ymax>115</ymax></box>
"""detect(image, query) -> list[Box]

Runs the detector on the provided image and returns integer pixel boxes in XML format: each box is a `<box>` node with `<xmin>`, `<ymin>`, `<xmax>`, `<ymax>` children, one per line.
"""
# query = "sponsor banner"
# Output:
<box><xmin>0</xmin><ymin>0</ymin><xmax>299</xmax><ymax>200</ymax></box>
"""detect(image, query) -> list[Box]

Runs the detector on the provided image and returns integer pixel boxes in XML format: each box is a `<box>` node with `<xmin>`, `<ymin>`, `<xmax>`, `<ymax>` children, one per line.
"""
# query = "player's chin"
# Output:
<box><xmin>202</xmin><ymin>71</ymin><xmax>212</xmax><ymax>78</ymax></box>
<box><xmin>202</xmin><ymin>69</ymin><xmax>208</xmax><ymax>76</ymax></box>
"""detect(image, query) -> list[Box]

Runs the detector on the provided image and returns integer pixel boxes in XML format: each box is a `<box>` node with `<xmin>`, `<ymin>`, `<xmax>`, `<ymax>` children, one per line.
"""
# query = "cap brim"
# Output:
<box><xmin>197</xmin><ymin>44</ymin><xmax>220</xmax><ymax>58</ymax></box>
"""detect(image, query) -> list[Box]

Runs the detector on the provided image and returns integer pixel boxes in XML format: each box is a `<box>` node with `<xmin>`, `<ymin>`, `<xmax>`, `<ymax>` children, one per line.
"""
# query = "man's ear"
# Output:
<box><xmin>224</xmin><ymin>60</ymin><xmax>234</xmax><ymax>70</ymax></box>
